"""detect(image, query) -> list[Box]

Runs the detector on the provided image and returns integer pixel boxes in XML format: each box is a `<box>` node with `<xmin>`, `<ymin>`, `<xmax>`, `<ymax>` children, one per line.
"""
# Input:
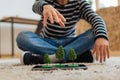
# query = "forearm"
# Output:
<box><xmin>90</xmin><ymin>15</ymin><xmax>108</xmax><ymax>41</ymax></box>
<box><xmin>32</xmin><ymin>0</ymin><xmax>48</xmax><ymax>15</ymax></box>
<box><xmin>79</xmin><ymin>0</ymin><xmax>108</xmax><ymax>41</ymax></box>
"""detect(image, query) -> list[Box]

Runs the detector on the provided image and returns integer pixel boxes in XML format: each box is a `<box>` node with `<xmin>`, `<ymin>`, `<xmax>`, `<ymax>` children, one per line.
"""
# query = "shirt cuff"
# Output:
<box><xmin>95</xmin><ymin>35</ymin><xmax>109</xmax><ymax>41</ymax></box>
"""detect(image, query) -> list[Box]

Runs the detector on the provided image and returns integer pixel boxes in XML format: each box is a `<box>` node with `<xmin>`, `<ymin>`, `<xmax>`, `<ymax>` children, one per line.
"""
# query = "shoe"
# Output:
<box><xmin>20</xmin><ymin>51</ymin><xmax>44</xmax><ymax>65</ymax></box>
<box><xmin>74</xmin><ymin>50</ymin><xmax>94</xmax><ymax>63</ymax></box>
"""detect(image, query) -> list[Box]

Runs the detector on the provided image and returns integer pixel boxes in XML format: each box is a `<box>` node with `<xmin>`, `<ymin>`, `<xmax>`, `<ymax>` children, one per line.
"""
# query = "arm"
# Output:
<box><xmin>79</xmin><ymin>0</ymin><xmax>110</xmax><ymax>63</ymax></box>
<box><xmin>32</xmin><ymin>0</ymin><xmax>66</xmax><ymax>27</ymax></box>
<box><xmin>79</xmin><ymin>0</ymin><xmax>108</xmax><ymax>40</ymax></box>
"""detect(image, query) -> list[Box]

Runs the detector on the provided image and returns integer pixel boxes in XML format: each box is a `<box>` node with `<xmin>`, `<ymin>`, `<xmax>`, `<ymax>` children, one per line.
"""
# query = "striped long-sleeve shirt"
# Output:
<box><xmin>32</xmin><ymin>0</ymin><xmax>108</xmax><ymax>40</ymax></box>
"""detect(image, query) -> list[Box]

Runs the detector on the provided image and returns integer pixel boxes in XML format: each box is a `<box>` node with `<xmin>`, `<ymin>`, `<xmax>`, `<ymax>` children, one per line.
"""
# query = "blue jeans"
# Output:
<box><xmin>16</xmin><ymin>29</ymin><xmax>95</xmax><ymax>61</ymax></box>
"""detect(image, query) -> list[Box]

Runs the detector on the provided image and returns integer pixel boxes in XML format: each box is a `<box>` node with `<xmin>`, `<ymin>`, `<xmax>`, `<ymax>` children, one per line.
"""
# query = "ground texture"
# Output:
<box><xmin>0</xmin><ymin>57</ymin><xmax>120</xmax><ymax>80</ymax></box>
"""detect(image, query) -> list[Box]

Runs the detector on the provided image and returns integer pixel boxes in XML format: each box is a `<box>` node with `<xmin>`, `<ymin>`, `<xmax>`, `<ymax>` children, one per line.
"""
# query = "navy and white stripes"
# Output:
<box><xmin>32</xmin><ymin>0</ymin><xmax>108</xmax><ymax>40</ymax></box>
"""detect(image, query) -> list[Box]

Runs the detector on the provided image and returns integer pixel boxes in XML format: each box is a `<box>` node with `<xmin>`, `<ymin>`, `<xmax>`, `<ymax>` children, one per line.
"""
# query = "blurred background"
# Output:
<box><xmin>0</xmin><ymin>0</ymin><xmax>120</xmax><ymax>58</ymax></box>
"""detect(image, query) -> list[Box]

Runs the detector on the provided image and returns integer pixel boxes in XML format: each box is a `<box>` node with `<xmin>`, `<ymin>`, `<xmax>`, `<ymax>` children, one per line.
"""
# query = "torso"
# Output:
<box><xmin>40</xmin><ymin>0</ymin><xmax>81</xmax><ymax>39</ymax></box>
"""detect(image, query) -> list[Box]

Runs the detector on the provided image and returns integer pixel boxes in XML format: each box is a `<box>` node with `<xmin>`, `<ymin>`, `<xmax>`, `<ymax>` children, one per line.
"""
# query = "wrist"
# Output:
<box><xmin>43</xmin><ymin>5</ymin><xmax>52</xmax><ymax>9</ymax></box>
<box><xmin>95</xmin><ymin>35</ymin><xmax>109</xmax><ymax>42</ymax></box>
<box><xmin>42</xmin><ymin>3</ymin><xmax>49</xmax><ymax>11</ymax></box>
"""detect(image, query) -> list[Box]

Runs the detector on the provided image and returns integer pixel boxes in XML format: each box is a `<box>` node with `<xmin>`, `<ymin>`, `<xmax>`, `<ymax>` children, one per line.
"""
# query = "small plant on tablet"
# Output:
<box><xmin>55</xmin><ymin>46</ymin><xmax>65</xmax><ymax>63</ymax></box>
<box><xmin>68</xmin><ymin>48</ymin><xmax>77</xmax><ymax>64</ymax></box>
<box><xmin>44</xmin><ymin>53</ymin><xmax>51</xmax><ymax>65</ymax></box>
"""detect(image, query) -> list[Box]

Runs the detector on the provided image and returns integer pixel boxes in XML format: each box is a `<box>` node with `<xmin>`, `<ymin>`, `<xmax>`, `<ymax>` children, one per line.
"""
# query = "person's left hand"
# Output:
<box><xmin>92</xmin><ymin>38</ymin><xmax>110</xmax><ymax>63</ymax></box>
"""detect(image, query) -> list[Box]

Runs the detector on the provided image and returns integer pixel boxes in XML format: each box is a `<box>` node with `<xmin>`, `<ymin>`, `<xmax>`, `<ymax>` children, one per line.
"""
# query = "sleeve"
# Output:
<box><xmin>78</xmin><ymin>0</ymin><xmax>109</xmax><ymax>41</ymax></box>
<box><xmin>32</xmin><ymin>0</ymin><xmax>49</xmax><ymax>15</ymax></box>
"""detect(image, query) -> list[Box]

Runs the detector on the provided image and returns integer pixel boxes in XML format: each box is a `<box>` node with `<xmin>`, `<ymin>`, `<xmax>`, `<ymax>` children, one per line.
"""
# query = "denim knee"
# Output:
<box><xmin>88</xmin><ymin>30</ymin><xmax>95</xmax><ymax>50</ymax></box>
<box><xmin>17</xmin><ymin>31</ymin><xmax>30</xmax><ymax>42</ymax></box>
<box><xmin>16</xmin><ymin>31</ymin><xmax>32</xmax><ymax>48</ymax></box>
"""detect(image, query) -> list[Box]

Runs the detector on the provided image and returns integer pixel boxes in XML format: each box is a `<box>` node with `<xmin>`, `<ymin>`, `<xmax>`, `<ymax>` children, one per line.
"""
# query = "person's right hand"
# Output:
<box><xmin>43</xmin><ymin>5</ymin><xmax>66</xmax><ymax>27</ymax></box>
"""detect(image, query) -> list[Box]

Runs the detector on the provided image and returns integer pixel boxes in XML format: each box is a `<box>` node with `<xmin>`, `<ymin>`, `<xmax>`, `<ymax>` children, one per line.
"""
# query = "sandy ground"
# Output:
<box><xmin>0</xmin><ymin>57</ymin><xmax>120</xmax><ymax>80</ymax></box>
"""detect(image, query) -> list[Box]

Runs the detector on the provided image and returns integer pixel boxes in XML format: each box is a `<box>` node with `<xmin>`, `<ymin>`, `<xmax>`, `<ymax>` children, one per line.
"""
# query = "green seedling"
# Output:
<box><xmin>55</xmin><ymin>46</ymin><xmax>65</xmax><ymax>63</ymax></box>
<box><xmin>44</xmin><ymin>53</ymin><xmax>51</xmax><ymax>65</ymax></box>
<box><xmin>68</xmin><ymin>48</ymin><xmax>77</xmax><ymax>65</ymax></box>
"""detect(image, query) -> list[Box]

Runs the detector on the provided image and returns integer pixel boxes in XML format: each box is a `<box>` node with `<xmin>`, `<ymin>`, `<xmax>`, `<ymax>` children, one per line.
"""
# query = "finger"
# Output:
<box><xmin>92</xmin><ymin>45</ymin><xmax>96</xmax><ymax>54</ymax></box>
<box><xmin>100</xmin><ymin>46</ymin><xmax>103</xmax><ymax>63</ymax></box>
<box><xmin>48</xmin><ymin>13</ymin><xmax>54</xmax><ymax>24</ymax></box>
<box><xmin>104</xmin><ymin>45</ymin><xmax>107</xmax><ymax>62</ymax></box>
<box><xmin>58</xmin><ymin>19</ymin><xmax>65</xmax><ymax>27</ymax></box>
<box><xmin>106</xmin><ymin>46</ymin><xmax>110</xmax><ymax>59</ymax></box>
<box><xmin>43</xmin><ymin>14</ymin><xmax>48</xmax><ymax>27</ymax></box>
<box><xmin>96</xmin><ymin>47</ymin><xmax>99</xmax><ymax>61</ymax></box>
<box><xmin>51</xmin><ymin>10</ymin><xmax>59</xmax><ymax>23</ymax></box>
<box><xmin>51</xmin><ymin>10</ymin><xmax>65</xmax><ymax>27</ymax></box>
<box><xmin>56</xmin><ymin>10</ymin><xmax>66</xmax><ymax>22</ymax></box>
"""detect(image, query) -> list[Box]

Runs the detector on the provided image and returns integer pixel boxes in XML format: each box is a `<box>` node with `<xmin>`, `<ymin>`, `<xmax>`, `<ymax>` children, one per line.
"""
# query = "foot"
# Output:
<box><xmin>20</xmin><ymin>51</ymin><xmax>44</xmax><ymax>65</ymax></box>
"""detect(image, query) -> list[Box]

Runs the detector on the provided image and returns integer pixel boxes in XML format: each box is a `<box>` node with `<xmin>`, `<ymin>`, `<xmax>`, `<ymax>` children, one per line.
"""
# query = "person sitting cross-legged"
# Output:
<box><xmin>16</xmin><ymin>0</ymin><xmax>110</xmax><ymax>65</ymax></box>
